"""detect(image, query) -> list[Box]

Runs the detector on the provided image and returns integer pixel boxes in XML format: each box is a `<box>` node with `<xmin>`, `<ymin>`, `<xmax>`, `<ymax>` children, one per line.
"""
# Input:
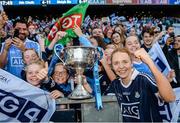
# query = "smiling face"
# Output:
<box><xmin>52</xmin><ymin>64</ymin><xmax>69</xmax><ymax>84</ymax></box>
<box><xmin>125</xmin><ymin>36</ymin><xmax>141</xmax><ymax>55</ymax></box>
<box><xmin>92</xmin><ymin>28</ymin><xmax>104</xmax><ymax>38</ymax></box>
<box><xmin>143</xmin><ymin>32</ymin><xmax>154</xmax><ymax>47</ymax></box>
<box><xmin>111</xmin><ymin>49</ymin><xmax>133</xmax><ymax>83</ymax></box>
<box><xmin>26</xmin><ymin>63</ymin><xmax>43</xmax><ymax>87</ymax></box>
<box><xmin>129</xmin><ymin>27</ymin><xmax>136</xmax><ymax>36</ymax></box>
<box><xmin>15</xmin><ymin>22</ymin><xmax>28</xmax><ymax>41</ymax></box>
<box><xmin>112</xmin><ymin>32</ymin><xmax>122</xmax><ymax>45</ymax></box>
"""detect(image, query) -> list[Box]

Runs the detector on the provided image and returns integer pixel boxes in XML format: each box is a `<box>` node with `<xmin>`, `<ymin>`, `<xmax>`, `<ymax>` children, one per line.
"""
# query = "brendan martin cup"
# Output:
<box><xmin>57</xmin><ymin>46</ymin><xmax>96</xmax><ymax>99</ymax></box>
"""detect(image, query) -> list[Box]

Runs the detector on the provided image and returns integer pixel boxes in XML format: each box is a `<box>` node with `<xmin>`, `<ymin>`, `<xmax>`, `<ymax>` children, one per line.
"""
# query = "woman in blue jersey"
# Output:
<box><xmin>125</xmin><ymin>35</ymin><xmax>153</xmax><ymax>77</ymax></box>
<box><xmin>125</xmin><ymin>35</ymin><xmax>175</xmax><ymax>82</ymax></box>
<box><xmin>108</xmin><ymin>48</ymin><xmax>175</xmax><ymax>122</ymax></box>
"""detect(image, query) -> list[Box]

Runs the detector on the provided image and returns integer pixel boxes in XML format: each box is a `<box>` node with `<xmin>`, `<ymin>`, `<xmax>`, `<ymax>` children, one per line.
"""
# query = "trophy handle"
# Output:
<box><xmin>97</xmin><ymin>47</ymin><xmax>103</xmax><ymax>60</ymax></box>
<box><xmin>54</xmin><ymin>44</ymin><xmax>66</xmax><ymax>65</ymax></box>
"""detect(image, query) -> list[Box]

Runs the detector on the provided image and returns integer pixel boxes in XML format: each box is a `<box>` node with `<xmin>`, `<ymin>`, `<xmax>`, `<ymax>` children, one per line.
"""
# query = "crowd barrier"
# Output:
<box><xmin>50</xmin><ymin>96</ymin><xmax>122</xmax><ymax>122</ymax></box>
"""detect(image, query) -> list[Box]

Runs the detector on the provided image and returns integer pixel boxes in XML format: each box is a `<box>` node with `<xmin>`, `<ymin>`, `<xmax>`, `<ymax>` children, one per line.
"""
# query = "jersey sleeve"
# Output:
<box><xmin>140</xmin><ymin>73</ymin><xmax>158</xmax><ymax>94</ymax></box>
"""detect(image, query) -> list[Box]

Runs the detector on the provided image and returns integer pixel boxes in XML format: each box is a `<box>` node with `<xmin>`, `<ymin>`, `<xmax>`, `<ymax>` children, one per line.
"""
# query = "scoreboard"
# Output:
<box><xmin>0</xmin><ymin>0</ymin><xmax>179</xmax><ymax>5</ymax></box>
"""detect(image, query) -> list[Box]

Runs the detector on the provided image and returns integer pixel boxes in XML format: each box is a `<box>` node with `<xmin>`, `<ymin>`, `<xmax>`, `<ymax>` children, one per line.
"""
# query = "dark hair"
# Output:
<box><xmin>165</xmin><ymin>25</ymin><xmax>173</xmax><ymax>31</ymax></box>
<box><xmin>141</xmin><ymin>27</ymin><xmax>154</xmax><ymax>37</ymax></box>
<box><xmin>52</xmin><ymin>62</ymin><xmax>70</xmax><ymax>76</ymax></box>
<box><xmin>176</xmin><ymin>35</ymin><xmax>180</xmax><ymax>38</ymax></box>
<box><xmin>91</xmin><ymin>36</ymin><xmax>107</xmax><ymax>50</ymax></box>
<box><xmin>13</xmin><ymin>19</ymin><xmax>27</xmax><ymax>28</ymax></box>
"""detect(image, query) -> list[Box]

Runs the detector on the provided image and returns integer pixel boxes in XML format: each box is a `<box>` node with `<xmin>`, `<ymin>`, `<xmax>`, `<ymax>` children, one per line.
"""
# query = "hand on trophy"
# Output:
<box><xmin>56</xmin><ymin>46</ymin><xmax>95</xmax><ymax>99</ymax></box>
<box><xmin>74</xmin><ymin>74</ymin><xmax>92</xmax><ymax>94</ymax></box>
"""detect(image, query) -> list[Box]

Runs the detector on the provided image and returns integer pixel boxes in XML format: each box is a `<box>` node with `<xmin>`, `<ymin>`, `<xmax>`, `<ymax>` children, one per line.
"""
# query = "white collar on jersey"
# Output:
<box><xmin>133</xmin><ymin>60</ymin><xmax>143</xmax><ymax>65</ymax></box>
<box><xmin>119</xmin><ymin>69</ymin><xmax>139</xmax><ymax>88</ymax></box>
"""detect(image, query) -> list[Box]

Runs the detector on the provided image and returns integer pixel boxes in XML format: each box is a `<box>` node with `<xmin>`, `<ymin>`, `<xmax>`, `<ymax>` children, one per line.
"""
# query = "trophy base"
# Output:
<box><xmin>68</xmin><ymin>84</ymin><xmax>93</xmax><ymax>100</ymax></box>
<box><xmin>68</xmin><ymin>95</ymin><xmax>92</xmax><ymax>100</ymax></box>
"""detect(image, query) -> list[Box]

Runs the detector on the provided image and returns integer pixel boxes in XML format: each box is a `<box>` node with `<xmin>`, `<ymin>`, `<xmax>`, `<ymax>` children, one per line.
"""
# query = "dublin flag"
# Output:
<box><xmin>0</xmin><ymin>69</ymin><xmax>55</xmax><ymax>122</ymax></box>
<box><xmin>45</xmin><ymin>2</ymin><xmax>89</xmax><ymax>46</ymax></box>
<box><xmin>148</xmin><ymin>42</ymin><xmax>171</xmax><ymax>75</ymax></box>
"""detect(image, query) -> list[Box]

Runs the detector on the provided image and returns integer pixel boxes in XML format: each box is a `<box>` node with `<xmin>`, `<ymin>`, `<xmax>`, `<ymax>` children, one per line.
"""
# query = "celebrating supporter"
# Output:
<box><xmin>0</xmin><ymin>19</ymin><xmax>41</xmax><ymax>78</ymax></box>
<box><xmin>114</xmin><ymin>25</ymin><xmax>126</xmax><ymax>42</ymax></box>
<box><xmin>125</xmin><ymin>35</ymin><xmax>175</xmax><ymax>82</ymax></box>
<box><xmin>129</xmin><ymin>27</ymin><xmax>137</xmax><ymax>36</ymax></box>
<box><xmin>163</xmin><ymin>35</ymin><xmax>180</xmax><ymax>87</ymax></box>
<box><xmin>141</xmin><ymin>28</ymin><xmax>155</xmax><ymax>52</ymax></box>
<box><xmin>25</xmin><ymin>60</ymin><xmax>62</xmax><ymax>99</ymax></box>
<box><xmin>111</xmin><ymin>31</ymin><xmax>124</xmax><ymax>49</ymax></box>
<box><xmin>162</xmin><ymin>25</ymin><xmax>175</xmax><ymax>48</ymax></box>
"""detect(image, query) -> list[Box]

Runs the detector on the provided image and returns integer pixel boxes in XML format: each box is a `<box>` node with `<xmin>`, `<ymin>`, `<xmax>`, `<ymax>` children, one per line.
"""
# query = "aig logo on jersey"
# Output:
<box><xmin>121</xmin><ymin>102</ymin><xmax>140</xmax><ymax>119</ymax></box>
<box><xmin>11</xmin><ymin>57</ymin><xmax>24</xmax><ymax>67</ymax></box>
<box><xmin>0</xmin><ymin>89</ymin><xmax>47</xmax><ymax>122</ymax></box>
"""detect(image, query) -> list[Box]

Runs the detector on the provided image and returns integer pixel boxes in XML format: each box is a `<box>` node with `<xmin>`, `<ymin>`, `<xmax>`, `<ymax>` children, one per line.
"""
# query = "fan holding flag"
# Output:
<box><xmin>45</xmin><ymin>2</ymin><xmax>89</xmax><ymax>46</ymax></box>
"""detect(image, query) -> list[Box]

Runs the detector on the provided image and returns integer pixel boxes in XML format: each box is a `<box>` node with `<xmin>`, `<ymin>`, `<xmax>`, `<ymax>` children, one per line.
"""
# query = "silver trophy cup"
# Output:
<box><xmin>55</xmin><ymin>45</ymin><xmax>96</xmax><ymax>99</ymax></box>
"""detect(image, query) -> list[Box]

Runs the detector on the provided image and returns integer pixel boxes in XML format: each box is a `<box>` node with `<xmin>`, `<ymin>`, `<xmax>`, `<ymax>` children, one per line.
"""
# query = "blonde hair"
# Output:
<box><xmin>25</xmin><ymin>59</ymin><xmax>45</xmax><ymax>72</ymax></box>
<box><xmin>22</xmin><ymin>48</ymin><xmax>40</xmax><ymax>60</ymax></box>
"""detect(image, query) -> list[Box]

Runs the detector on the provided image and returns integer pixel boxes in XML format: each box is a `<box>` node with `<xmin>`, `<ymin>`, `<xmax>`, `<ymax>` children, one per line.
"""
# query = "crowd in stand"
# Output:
<box><xmin>0</xmin><ymin>10</ymin><xmax>179</xmax><ymax>122</ymax></box>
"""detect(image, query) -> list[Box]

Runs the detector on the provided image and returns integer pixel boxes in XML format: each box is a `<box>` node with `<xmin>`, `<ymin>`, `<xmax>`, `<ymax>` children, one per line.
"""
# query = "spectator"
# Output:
<box><xmin>111</xmin><ymin>32</ymin><xmax>124</xmax><ymax>49</ymax></box>
<box><xmin>163</xmin><ymin>35</ymin><xmax>180</xmax><ymax>87</ymax></box>
<box><xmin>25</xmin><ymin>60</ymin><xmax>62</xmax><ymax>99</ymax></box>
<box><xmin>129</xmin><ymin>27</ymin><xmax>137</xmax><ymax>36</ymax></box>
<box><xmin>162</xmin><ymin>25</ymin><xmax>175</xmax><ymax>47</ymax></box>
<box><xmin>0</xmin><ymin>19</ymin><xmax>41</xmax><ymax>78</ymax></box>
<box><xmin>51</xmin><ymin>63</ymin><xmax>72</xmax><ymax>97</ymax></box>
<box><xmin>141</xmin><ymin>28</ymin><xmax>154</xmax><ymax>52</ymax></box>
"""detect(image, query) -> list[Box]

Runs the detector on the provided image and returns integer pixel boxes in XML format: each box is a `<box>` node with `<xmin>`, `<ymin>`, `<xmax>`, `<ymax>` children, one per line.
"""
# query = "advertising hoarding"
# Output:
<box><xmin>169</xmin><ymin>0</ymin><xmax>180</xmax><ymax>5</ymax></box>
<box><xmin>138</xmin><ymin>0</ymin><xmax>168</xmax><ymax>4</ymax></box>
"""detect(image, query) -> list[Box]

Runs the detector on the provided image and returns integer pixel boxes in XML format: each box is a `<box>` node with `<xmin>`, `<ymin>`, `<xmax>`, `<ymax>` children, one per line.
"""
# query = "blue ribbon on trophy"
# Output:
<box><xmin>93</xmin><ymin>47</ymin><xmax>103</xmax><ymax>110</ymax></box>
<box><xmin>48</xmin><ymin>44</ymin><xmax>64</xmax><ymax>76</ymax></box>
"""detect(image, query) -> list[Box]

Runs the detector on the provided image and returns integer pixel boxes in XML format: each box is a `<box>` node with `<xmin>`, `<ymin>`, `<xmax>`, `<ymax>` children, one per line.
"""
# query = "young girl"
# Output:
<box><xmin>25</xmin><ymin>60</ymin><xmax>62</xmax><ymax>99</ymax></box>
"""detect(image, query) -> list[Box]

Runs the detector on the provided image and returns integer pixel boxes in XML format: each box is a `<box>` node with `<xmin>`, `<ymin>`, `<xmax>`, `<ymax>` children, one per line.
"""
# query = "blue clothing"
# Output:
<box><xmin>79</xmin><ymin>35</ymin><xmax>93</xmax><ymax>47</ymax></box>
<box><xmin>41</xmin><ymin>78</ymin><xmax>72</xmax><ymax>97</ymax></box>
<box><xmin>56</xmin><ymin>83</ymin><xmax>72</xmax><ymax>97</ymax></box>
<box><xmin>103</xmin><ymin>38</ymin><xmax>111</xmax><ymax>44</ymax></box>
<box><xmin>1</xmin><ymin>39</ymin><xmax>41</xmax><ymax>78</ymax></box>
<box><xmin>106</xmin><ymin>69</ymin><xmax>162</xmax><ymax>122</ymax></box>
<box><xmin>133</xmin><ymin>61</ymin><xmax>154</xmax><ymax>78</ymax></box>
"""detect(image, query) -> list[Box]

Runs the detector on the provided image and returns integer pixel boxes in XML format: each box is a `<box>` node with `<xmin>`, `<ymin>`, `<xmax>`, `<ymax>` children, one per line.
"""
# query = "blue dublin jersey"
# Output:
<box><xmin>1</xmin><ymin>39</ymin><xmax>41</xmax><ymax>78</ymax></box>
<box><xmin>110</xmin><ymin>69</ymin><xmax>162</xmax><ymax>122</ymax></box>
<box><xmin>133</xmin><ymin>61</ymin><xmax>154</xmax><ymax>78</ymax></box>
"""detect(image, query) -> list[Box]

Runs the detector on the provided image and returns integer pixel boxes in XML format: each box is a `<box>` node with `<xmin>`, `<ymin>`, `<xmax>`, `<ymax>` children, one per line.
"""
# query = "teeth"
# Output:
<box><xmin>31</xmin><ymin>79</ymin><xmax>37</xmax><ymax>81</ymax></box>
